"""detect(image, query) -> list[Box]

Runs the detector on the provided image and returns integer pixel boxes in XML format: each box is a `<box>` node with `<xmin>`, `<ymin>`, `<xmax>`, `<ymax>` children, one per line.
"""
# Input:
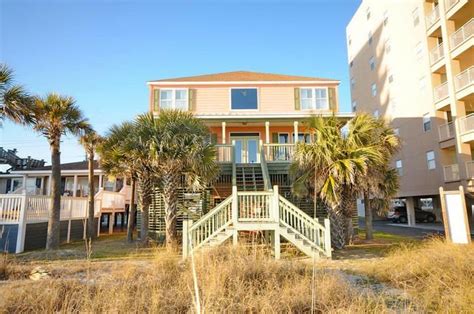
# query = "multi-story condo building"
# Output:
<box><xmin>347</xmin><ymin>0</ymin><xmax>473</xmax><ymax>226</ymax></box>
<box><xmin>147</xmin><ymin>70</ymin><xmax>352</xmax><ymax>258</ymax></box>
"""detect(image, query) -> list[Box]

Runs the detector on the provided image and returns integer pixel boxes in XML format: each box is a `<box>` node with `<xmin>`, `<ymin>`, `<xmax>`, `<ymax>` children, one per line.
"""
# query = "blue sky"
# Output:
<box><xmin>1</xmin><ymin>0</ymin><xmax>360</xmax><ymax>164</ymax></box>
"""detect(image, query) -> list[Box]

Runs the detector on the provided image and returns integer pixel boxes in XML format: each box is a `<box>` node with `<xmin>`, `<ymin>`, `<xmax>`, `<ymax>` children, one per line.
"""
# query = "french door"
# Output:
<box><xmin>231</xmin><ymin>135</ymin><xmax>260</xmax><ymax>163</ymax></box>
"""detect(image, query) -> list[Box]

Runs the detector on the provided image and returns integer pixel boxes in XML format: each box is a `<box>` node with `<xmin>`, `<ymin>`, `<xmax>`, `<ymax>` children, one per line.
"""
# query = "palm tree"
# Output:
<box><xmin>32</xmin><ymin>93</ymin><xmax>90</xmax><ymax>250</ymax></box>
<box><xmin>0</xmin><ymin>64</ymin><xmax>33</xmax><ymax>125</ymax></box>
<box><xmin>292</xmin><ymin>114</ymin><xmax>391</xmax><ymax>248</ymax></box>
<box><xmin>79</xmin><ymin>129</ymin><xmax>102</xmax><ymax>240</ymax></box>
<box><xmin>98</xmin><ymin>122</ymin><xmax>139</xmax><ymax>243</ymax></box>
<box><xmin>141</xmin><ymin>110</ymin><xmax>219</xmax><ymax>251</ymax></box>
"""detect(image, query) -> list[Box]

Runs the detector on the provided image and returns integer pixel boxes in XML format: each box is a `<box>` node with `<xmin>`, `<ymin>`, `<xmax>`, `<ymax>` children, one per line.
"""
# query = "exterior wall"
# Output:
<box><xmin>149</xmin><ymin>83</ymin><xmax>339</xmax><ymax>115</ymax></box>
<box><xmin>0</xmin><ymin>224</ymin><xmax>18</xmax><ymax>253</ymax></box>
<box><xmin>347</xmin><ymin>0</ymin><xmax>473</xmax><ymax>199</ymax></box>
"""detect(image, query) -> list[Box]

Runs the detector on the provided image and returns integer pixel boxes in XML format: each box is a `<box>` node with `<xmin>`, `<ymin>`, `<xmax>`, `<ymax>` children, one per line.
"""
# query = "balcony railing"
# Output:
<box><xmin>433</xmin><ymin>82</ymin><xmax>449</xmax><ymax>102</ymax></box>
<box><xmin>215</xmin><ymin>144</ymin><xmax>233</xmax><ymax>163</ymax></box>
<box><xmin>455</xmin><ymin>66</ymin><xmax>474</xmax><ymax>91</ymax></box>
<box><xmin>446</xmin><ymin>0</ymin><xmax>460</xmax><ymax>11</ymax></box>
<box><xmin>443</xmin><ymin>164</ymin><xmax>460</xmax><ymax>182</ymax></box>
<box><xmin>459</xmin><ymin>113</ymin><xmax>474</xmax><ymax>134</ymax></box>
<box><xmin>466</xmin><ymin>161</ymin><xmax>474</xmax><ymax>179</ymax></box>
<box><xmin>426</xmin><ymin>5</ymin><xmax>440</xmax><ymax>29</ymax></box>
<box><xmin>450</xmin><ymin>18</ymin><xmax>474</xmax><ymax>49</ymax></box>
<box><xmin>429</xmin><ymin>43</ymin><xmax>445</xmax><ymax>65</ymax></box>
<box><xmin>439</xmin><ymin>121</ymin><xmax>455</xmax><ymax>141</ymax></box>
<box><xmin>263</xmin><ymin>143</ymin><xmax>295</xmax><ymax>162</ymax></box>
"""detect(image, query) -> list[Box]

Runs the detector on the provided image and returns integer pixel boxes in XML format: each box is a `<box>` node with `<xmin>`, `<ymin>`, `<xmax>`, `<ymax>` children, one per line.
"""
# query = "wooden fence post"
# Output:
<box><xmin>67</xmin><ymin>198</ymin><xmax>72</xmax><ymax>243</ymax></box>
<box><xmin>231</xmin><ymin>185</ymin><xmax>238</xmax><ymax>245</ymax></box>
<box><xmin>182</xmin><ymin>218</ymin><xmax>192</xmax><ymax>259</ymax></box>
<box><xmin>16</xmin><ymin>192</ymin><xmax>28</xmax><ymax>253</ymax></box>
<box><xmin>324</xmin><ymin>218</ymin><xmax>332</xmax><ymax>258</ymax></box>
<box><xmin>272</xmin><ymin>185</ymin><xmax>279</xmax><ymax>222</ymax></box>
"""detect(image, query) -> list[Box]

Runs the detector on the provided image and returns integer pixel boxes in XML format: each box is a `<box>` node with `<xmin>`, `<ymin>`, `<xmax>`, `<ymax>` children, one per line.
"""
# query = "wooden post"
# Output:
<box><xmin>15</xmin><ymin>192</ymin><xmax>28</xmax><ymax>253</ymax></box>
<box><xmin>293</xmin><ymin>121</ymin><xmax>299</xmax><ymax>143</ymax></box>
<box><xmin>109</xmin><ymin>212</ymin><xmax>115</xmax><ymax>234</ymax></box>
<box><xmin>272</xmin><ymin>185</ymin><xmax>279</xmax><ymax>222</ymax></box>
<box><xmin>324</xmin><ymin>218</ymin><xmax>332</xmax><ymax>258</ymax></box>
<box><xmin>273</xmin><ymin>228</ymin><xmax>280</xmax><ymax>260</ymax></box>
<box><xmin>222</xmin><ymin>121</ymin><xmax>226</xmax><ymax>144</ymax></box>
<box><xmin>98</xmin><ymin>174</ymin><xmax>103</xmax><ymax>190</ymax></box>
<box><xmin>265</xmin><ymin>121</ymin><xmax>270</xmax><ymax>159</ymax></box>
<box><xmin>47</xmin><ymin>174</ymin><xmax>52</xmax><ymax>196</ymax></box>
<box><xmin>232</xmin><ymin>185</ymin><xmax>238</xmax><ymax>245</ymax></box>
<box><xmin>73</xmin><ymin>175</ymin><xmax>78</xmax><ymax>197</ymax></box>
<box><xmin>182</xmin><ymin>218</ymin><xmax>192</xmax><ymax>259</ymax></box>
<box><xmin>97</xmin><ymin>213</ymin><xmax>101</xmax><ymax>238</ymax></box>
<box><xmin>67</xmin><ymin>199</ymin><xmax>72</xmax><ymax>243</ymax></box>
<box><xmin>459</xmin><ymin>186</ymin><xmax>472</xmax><ymax>243</ymax></box>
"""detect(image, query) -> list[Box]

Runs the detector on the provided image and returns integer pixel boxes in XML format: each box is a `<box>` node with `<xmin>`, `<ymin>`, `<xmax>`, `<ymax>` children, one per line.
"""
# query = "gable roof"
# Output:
<box><xmin>27</xmin><ymin>160</ymin><xmax>100</xmax><ymax>171</ymax></box>
<box><xmin>148</xmin><ymin>71</ymin><xmax>339</xmax><ymax>83</ymax></box>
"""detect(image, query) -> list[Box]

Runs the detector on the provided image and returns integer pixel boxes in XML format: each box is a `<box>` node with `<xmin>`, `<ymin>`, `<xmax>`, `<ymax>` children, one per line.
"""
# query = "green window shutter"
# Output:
<box><xmin>153</xmin><ymin>89</ymin><xmax>160</xmax><ymax>111</ymax></box>
<box><xmin>272</xmin><ymin>133</ymin><xmax>278</xmax><ymax>143</ymax></box>
<box><xmin>188</xmin><ymin>89</ymin><xmax>196</xmax><ymax>111</ymax></box>
<box><xmin>328</xmin><ymin>87</ymin><xmax>336</xmax><ymax>111</ymax></box>
<box><xmin>210</xmin><ymin>133</ymin><xmax>218</xmax><ymax>144</ymax></box>
<box><xmin>294</xmin><ymin>88</ymin><xmax>301</xmax><ymax>110</ymax></box>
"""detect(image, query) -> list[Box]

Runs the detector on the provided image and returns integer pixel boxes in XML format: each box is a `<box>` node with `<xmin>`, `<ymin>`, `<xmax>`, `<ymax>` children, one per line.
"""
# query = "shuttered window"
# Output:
<box><xmin>160</xmin><ymin>89</ymin><xmax>188</xmax><ymax>110</ymax></box>
<box><xmin>299</xmin><ymin>88</ymin><xmax>329</xmax><ymax>110</ymax></box>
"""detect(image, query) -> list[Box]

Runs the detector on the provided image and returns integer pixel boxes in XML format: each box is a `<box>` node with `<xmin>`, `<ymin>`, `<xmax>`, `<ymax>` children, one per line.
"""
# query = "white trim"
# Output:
<box><xmin>193</xmin><ymin>112</ymin><xmax>355</xmax><ymax>120</ymax></box>
<box><xmin>229</xmin><ymin>87</ymin><xmax>259</xmax><ymax>111</ymax></box>
<box><xmin>147</xmin><ymin>80</ymin><xmax>340</xmax><ymax>86</ymax></box>
<box><xmin>7</xmin><ymin>169</ymin><xmax>105</xmax><ymax>176</ymax></box>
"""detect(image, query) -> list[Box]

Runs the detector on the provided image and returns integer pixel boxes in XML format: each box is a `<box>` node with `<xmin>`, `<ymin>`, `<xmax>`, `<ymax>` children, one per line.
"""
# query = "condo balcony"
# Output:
<box><xmin>433</xmin><ymin>81</ymin><xmax>450</xmax><ymax>107</ymax></box>
<box><xmin>455</xmin><ymin>66</ymin><xmax>474</xmax><ymax>101</ymax></box>
<box><xmin>445</xmin><ymin>0</ymin><xmax>460</xmax><ymax>11</ymax></box>
<box><xmin>443</xmin><ymin>163</ymin><xmax>460</xmax><ymax>182</ymax></box>
<box><xmin>426</xmin><ymin>5</ymin><xmax>440</xmax><ymax>34</ymax></box>
<box><xmin>430</xmin><ymin>43</ymin><xmax>445</xmax><ymax>64</ymax></box>
<box><xmin>439</xmin><ymin>121</ymin><xmax>455</xmax><ymax>142</ymax></box>
<box><xmin>466</xmin><ymin>160</ymin><xmax>474</xmax><ymax>180</ymax></box>
<box><xmin>450</xmin><ymin>18</ymin><xmax>473</xmax><ymax>58</ymax></box>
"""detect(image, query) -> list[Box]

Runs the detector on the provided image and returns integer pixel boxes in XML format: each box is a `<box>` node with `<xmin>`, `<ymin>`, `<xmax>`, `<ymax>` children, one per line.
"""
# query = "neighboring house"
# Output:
<box><xmin>147</xmin><ymin>71</ymin><xmax>352</xmax><ymax>258</ymax></box>
<box><xmin>346</xmin><ymin>0</ymin><xmax>474</xmax><ymax>226</ymax></box>
<box><xmin>0</xmin><ymin>161</ymin><xmax>132</xmax><ymax>253</ymax></box>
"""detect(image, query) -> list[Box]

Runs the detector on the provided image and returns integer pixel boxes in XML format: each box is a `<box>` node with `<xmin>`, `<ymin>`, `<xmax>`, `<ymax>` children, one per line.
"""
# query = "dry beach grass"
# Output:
<box><xmin>0</xmin><ymin>236</ymin><xmax>472</xmax><ymax>313</ymax></box>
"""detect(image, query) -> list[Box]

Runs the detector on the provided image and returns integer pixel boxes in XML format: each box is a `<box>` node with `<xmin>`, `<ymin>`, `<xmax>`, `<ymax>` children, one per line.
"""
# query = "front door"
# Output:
<box><xmin>231</xmin><ymin>134</ymin><xmax>260</xmax><ymax>163</ymax></box>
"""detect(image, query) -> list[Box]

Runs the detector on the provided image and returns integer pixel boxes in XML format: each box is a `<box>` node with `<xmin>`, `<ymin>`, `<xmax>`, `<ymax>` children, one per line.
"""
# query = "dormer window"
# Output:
<box><xmin>160</xmin><ymin>89</ymin><xmax>188</xmax><ymax>110</ymax></box>
<box><xmin>300</xmin><ymin>88</ymin><xmax>328</xmax><ymax>110</ymax></box>
<box><xmin>231</xmin><ymin>88</ymin><xmax>258</xmax><ymax>110</ymax></box>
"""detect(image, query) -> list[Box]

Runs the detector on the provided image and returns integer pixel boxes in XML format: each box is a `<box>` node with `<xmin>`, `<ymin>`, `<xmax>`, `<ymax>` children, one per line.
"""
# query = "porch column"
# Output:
<box><xmin>222</xmin><ymin>121</ymin><xmax>226</xmax><ymax>144</ymax></box>
<box><xmin>39</xmin><ymin>176</ymin><xmax>45</xmax><ymax>195</ymax></box>
<box><xmin>293</xmin><ymin>121</ymin><xmax>299</xmax><ymax>143</ymax></box>
<box><xmin>406</xmin><ymin>197</ymin><xmax>416</xmax><ymax>227</ymax></box>
<box><xmin>47</xmin><ymin>174</ymin><xmax>52</xmax><ymax>195</ymax></box>
<box><xmin>98</xmin><ymin>174</ymin><xmax>103</xmax><ymax>190</ymax></box>
<box><xmin>73</xmin><ymin>175</ymin><xmax>78</xmax><ymax>197</ymax></box>
<box><xmin>22</xmin><ymin>175</ymin><xmax>27</xmax><ymax>189</ymax></box>
<box><xmin>265</xmin><ymin>121</ymin><xmax>270</xmax><ymax>144</ymax></box>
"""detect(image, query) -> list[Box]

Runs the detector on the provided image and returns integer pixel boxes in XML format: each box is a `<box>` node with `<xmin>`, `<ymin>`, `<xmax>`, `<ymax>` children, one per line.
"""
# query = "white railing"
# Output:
<box><xmin>263</xmin><ymin>143</ymin><xmax>295</xmax><ymax>162</ymax></box>
<box><xmin>450</xmin><ymin>18</ymin><xmax>473</xmax><ymax>49</ymax></box>
<box><xmin>466</xmin><ymin>161</ymin><xmax>474</xmax><ymax>179</ymax></box>
<box><xmin>426</xmin><ymin>5</ymin><xmax>440</xmax><ymax>29</ymax></box>
<box><xmin>279</xmin><ymin>195</ymin><xmax>330</xmax><ymax>257</ymax></box>
<box><xmin>95</xmin><ymin>190</ymin><xmax>125</xmax><ymax>210</ymax></box>
<box><xmin>443</xmin><ymin>164</ymin><xmax>460</xmax><ymax>182</ymax></box>
<box><xmin>439</xmin><ymin>121</ymin><xmax>455</xmax><ymax>141</ymax></box>
<box><xmin>237</xmin><ymin>191</ymin><xmax>273</xmax><ymax>221</ymax></box>
<box><xmin>433</xmin><ymin>82</ymin><xmax>449</xmax><ymax>103</ymax></box>
<box><xmin>25</xmin><ymin>195</ymin><xmax>50</xmax><ymax>221</ymax></box>
<box><xmin>455</xmin><ymin>66</ymin><xmax>474</xmax><ymax>91</ymax></box>
<box><xmin>215</xmin><ymin>144</ymin><xmax>233</xmax><ymax>163</ymax></box>
<box><xmin>446</xmin><ymin>0</ymin><xmax>460</xmax><ymax>11</ymax></box>
<box><xmin>186</xmin><ymin>195</ymin><xmax>233</xmax><ymax>251</ymax></box>
<box><xmin>460</xmin><ymin>113</ymin><xmax>474</xmax><ymax>134</ymax></box>
<box><xmin>0</xmin><ymin>195</ymin><xmax>24</xmax><ymax>223</ymax></box>
<box><xmin>430</xmin><ymin>43</ymin><xmax>444</xmax><ymax>65</ymax></box>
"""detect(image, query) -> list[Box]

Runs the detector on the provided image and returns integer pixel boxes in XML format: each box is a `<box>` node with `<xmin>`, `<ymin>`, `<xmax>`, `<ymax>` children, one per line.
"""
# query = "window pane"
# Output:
<box><xmin>231</xmin><ymin>88</ymin><xmax>258</xmax><ymax>110</ymax></box>
<box><xmin>175</xmin><ymin>100</ymin><xmax>187</xmax><ymax>110</ymax></box>
<box><xmin>315</xmin><ymin>88</ymin><xmax>327</xmax><ymax>98</ymax></box>
<box><xmin>278</xmin><ymin>133</ymin><xmax>289</xmax><ymax>143</ymax></box>
<box><xmin>161</xmin><ymin>90</ymin><xmax>172</xmax><ymax>100</ymax></box>
<box><xmin>301</xmin><ymin>99</ymin><xmax>313</xmax><ymax>109</ymax></box>
<box><xmin>316</xmin><ymin>99</ymin><xmax>328</xmax><ymax>109</ymax></box>
<box><xmin>160</xmin><ymin>100</ymin><xmax>172</xmax><ymax>109</ymax></box>
<box><xmin>175</xmin><ymin>89</ymin><xmax>187</xmax><ymax>100</ymax></box>
<box><xmin>300</xmin><ymin>88</ymin><xmax>312</xmax><ymax>99</ymax></box>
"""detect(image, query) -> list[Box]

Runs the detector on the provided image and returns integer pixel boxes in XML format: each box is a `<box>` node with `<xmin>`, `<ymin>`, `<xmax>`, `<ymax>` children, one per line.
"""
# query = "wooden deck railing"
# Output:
<box><xmin>263</xmin><ymin>143</ymin><xmax>295</xmax><ymax>162</ymax></box>
<box><xmin>237</xmin><ymin>191</ymin><xmax>273</xmax><ymax>221</ymax></box>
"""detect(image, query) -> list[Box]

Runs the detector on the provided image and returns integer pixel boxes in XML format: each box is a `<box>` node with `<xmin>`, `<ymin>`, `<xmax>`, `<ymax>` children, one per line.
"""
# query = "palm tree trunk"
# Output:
<box><xmin>127</xmin><ymin>177</ymin><xmax>136</xmax><ymax>243</ymax></box>
<box><xmin>46</xmin><ymin>141</ymin><xmax>61</xmax><ymax>250</ymax></box>
<box><xmin>162</xmin><ymin>172</ymin><xmax>179</xmax><ymax>251</ymax></box>
<box><xmin>86</xmin><ymin>152</ymin><xmax>96</xmax><ymax>239</ymax></box>
<box><xmin>139</xmin><ymin>175</ymin><xmax>153</xmax><ymax>245</ymax></box>
<box><xmin>364</xmin><ymin>191</ymin><xmax>373</xmax><ymax>240</ymax></box>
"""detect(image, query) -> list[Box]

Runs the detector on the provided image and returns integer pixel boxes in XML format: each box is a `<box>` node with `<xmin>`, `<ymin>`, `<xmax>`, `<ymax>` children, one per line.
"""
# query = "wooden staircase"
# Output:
<box><xmin>182</xmin><ymin>187</ymin><xmax>331</xmax><ymax>259</ymax></box>
<box><xmin>235</xmin><ymin>164</ymin><xmax>265</xmax><ymax>191</ymax></box>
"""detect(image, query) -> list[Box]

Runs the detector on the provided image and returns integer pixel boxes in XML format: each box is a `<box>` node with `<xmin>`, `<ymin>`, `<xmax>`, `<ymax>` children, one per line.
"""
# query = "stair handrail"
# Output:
<box><xmin>259</xmin><ymin>140</ymin><xmax>272</xmax><ymax>191</ymax></box>
<box><xmin>231</xmin><ymin>140</ymin><xmax>237</xmax><ymax>187</ymax></box>
<box><xmin>186</xmin><ymin>194</ymin><xmax>234</xmax><ymax>253</ymax></box>
<box><xmin>279</xmin><ymin>195</ymin><xmax>331</xmax><ymax>257</ymax></box>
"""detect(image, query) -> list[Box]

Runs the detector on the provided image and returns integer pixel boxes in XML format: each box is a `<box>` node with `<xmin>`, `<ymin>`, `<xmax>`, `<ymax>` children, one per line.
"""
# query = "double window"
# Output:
<box><xmin>160</xmin><ymin>89</ymin><xmax>188</xmax><ymax>110</ymax></box>
<box><xmin>231</xmin><ymin>88</ymin><xmax>258</xmax><ymax>110</ymax></box>
<box><xmin>300</xmin><ymin>88</ymin><xmax>329</xmax><ymax>110</ymax></box>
